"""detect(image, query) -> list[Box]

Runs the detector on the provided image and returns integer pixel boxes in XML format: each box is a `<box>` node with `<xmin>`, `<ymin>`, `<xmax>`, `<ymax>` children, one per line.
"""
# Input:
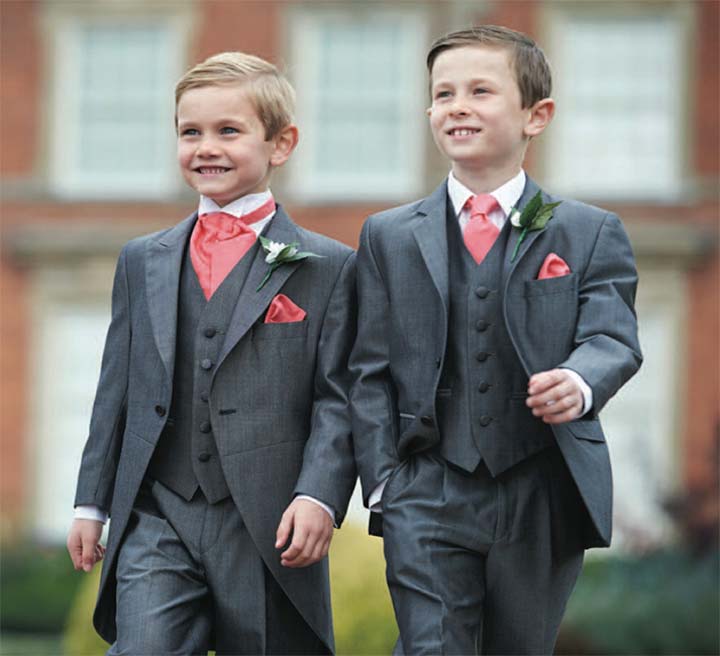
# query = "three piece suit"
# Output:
<box><xmin>74</xmin><ymin>206</ymin><xmax>356</xmax><ymax>653</ymax></box>
<box><xmin>350</xmin><ymin>176</ymin><xmax>642</xmax><ymax>653</ymax></box>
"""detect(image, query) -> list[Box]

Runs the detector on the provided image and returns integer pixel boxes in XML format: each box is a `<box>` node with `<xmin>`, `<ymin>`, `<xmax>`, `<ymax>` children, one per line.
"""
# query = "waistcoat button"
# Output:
<box><xmin>200</xmin><ymin>359</ymin><xmax>213</xmax><ymax>370</ymax></box>
<box><xmin>420</xmin><ymin>416</ymin><xmax>434</xmax><ymax>427</ymax></box>
<box><xmin>200</xmin><ymin>392</ymin><xmax>209</xmax><ymax>402</ymax></box>
<box><xmin>154</xmin><ymin>405</ymin><xmax>166</xmax><ymax>417</ymax></box>
<box><xmin>476</xmin><ymin>319</ymin><xmax>490</xmax><ymax>332</ymax></box>
<box><xmin>198</xmin><ymin>453</ymin><xmax>211</xmax><ymax>462</ymax></box>
<box><xmin>200</xmin><ymin>421</ymin><xmax>211</xmax><ymax>433</ymax></box>
<box><xmin>475</xmin><ymin>286</ymin><xmax>490</xmax><ymax>299</ymax></box>
<box><xmin>204</xmin><ymin>327</ymin><xmax>217</xmax><ymax>338</ymax></box>
<box><xmin>478</xmin><ymin>382</ymin><xmax>490</xmax><ymax>393</ymax></box>
<box><xmin>479</xmin><ymin>415</ymin><xmax>493</xmax><ymax>427</ymax></box>
<box><xmin>476</xmin><ymin>351</ymin><xmax>491</xmax><ymax>362</ymax></box>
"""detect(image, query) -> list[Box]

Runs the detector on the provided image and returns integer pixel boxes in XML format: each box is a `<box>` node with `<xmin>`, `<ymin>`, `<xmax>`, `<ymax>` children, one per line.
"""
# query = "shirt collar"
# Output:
<box><xmin>447</xmin><ymin>170</ymin><xmax>526</xmax><ymax>218</ymax></box>
<box><xmin>198</xmin><ymin>189</ymin><xmax>274</xmax><ymax>219</ymax></box>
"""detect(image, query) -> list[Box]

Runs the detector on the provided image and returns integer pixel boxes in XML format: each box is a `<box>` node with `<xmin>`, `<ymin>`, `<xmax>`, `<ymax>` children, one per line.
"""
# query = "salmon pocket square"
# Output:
<box><xmin>537</xmin><ymin>253</ymin><xmax>571</xmax><ymax>280</ymax></box>
<box><xmin>264</xmin><ymin>293</ymin><xmax>307</xmax><ymax>324</ymax></box>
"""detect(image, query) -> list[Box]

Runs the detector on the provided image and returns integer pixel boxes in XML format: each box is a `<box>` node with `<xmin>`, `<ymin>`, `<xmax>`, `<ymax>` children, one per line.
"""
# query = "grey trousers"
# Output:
<box><xmin>382</xmin><ymin>448</ymin><xmax>585</xmax><ymax>655</ymax></box>
<box><xmin>108</xmin><ymin>480</ymin><xmax>325</xmax><ymax>655</ymax></box>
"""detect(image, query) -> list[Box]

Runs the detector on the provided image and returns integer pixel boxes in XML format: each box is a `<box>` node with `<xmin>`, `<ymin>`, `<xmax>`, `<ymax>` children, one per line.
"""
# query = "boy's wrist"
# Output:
<box><xmin>74</xmin><ymin>505</ymin><xmax>108</xmax><ymax>524</ymax></box>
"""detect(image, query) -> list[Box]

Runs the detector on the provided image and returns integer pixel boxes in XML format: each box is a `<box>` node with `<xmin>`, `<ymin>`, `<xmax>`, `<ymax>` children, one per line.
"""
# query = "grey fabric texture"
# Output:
<box><xmin>74</xmin><ymin>206</ymin><xmax>357</xmax><ymax>652</ymax></box>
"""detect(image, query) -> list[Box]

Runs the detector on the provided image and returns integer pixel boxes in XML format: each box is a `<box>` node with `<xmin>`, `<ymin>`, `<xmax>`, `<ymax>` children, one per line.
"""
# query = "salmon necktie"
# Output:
<box><xmin>463</xmin><ymin>194</ymin><xmax>501</xmax><ymax>264</ymax></box>
<box><xmin>190</xmin><ymin>198</ymin><xmax>275</xmax><ymax>300</ymax></box>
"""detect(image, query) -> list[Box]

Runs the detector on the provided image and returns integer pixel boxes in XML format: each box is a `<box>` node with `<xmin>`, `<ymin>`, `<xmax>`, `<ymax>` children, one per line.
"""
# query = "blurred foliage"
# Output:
<box><xmin>557</xmin><ymin>549</ymin><xmax>720</xmax><ymax>655</ymax></box>
<box><xmin>329</xmin><ymin>523</ymin><xmax>397</xmax><ymax>654</ymax></box>
<box><xmin>63</xmin><ymin>565</ymin><xmax>107</xmax><ymax>656</ymax></box>
<box><xmin>0</xmin><ymin>543</ymin><xmax>82</xmax><ymax>634</ymax></box>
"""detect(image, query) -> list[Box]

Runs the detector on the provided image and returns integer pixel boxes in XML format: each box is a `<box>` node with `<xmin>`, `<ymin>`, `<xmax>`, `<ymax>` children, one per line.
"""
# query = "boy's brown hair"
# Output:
<box><xmin>427</xmin><ymin>26</ymin><xmax>552</xmax><ymax>109</ymax></box>
<box><xmin>175</xmin><ymin>52</ymin><xmax>295</xmax><ymax>139</ymax></box>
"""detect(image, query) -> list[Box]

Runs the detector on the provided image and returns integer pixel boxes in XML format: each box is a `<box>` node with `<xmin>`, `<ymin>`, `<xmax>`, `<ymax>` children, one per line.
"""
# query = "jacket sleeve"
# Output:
<box><xmin>348</xmin><ymin>218</ymin><xmax>401</xmax><ymax>506</ymax></box>
<box><xmin>73</xmin><ymin>246</ymin><xmax>131</xmax><ymax>512</ymax></box>
<box><xmin>560</xmin><ymin>212</ymin><xmax>643</xmax><ymax>413</ymax></box>
<box><xmin>293</xmin><ymin>251</ymin><xmax>358</xmax><ymax>527</ymax></box>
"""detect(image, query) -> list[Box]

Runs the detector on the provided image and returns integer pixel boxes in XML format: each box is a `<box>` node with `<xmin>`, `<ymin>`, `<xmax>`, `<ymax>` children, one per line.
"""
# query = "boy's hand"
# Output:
<box><xmin>67</xmin><ymin>519</ymin><xmax>105</xmax><ymax>572</ymax></box>
<box><xmin>275</xmin><ymin>498</ymin><xmax>333</xmax><ymax>568</ymax></box>
<box><xmin>527</xmin><ymin>369</ymin><xmax>584</xmax><ymax>424</ymax></box>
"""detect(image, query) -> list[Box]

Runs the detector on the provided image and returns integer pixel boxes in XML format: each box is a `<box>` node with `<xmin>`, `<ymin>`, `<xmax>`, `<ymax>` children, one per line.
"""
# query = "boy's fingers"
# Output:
<box><xmin>81</xmin><ymin>535</ymin><xmax>98</xmax><ymax>572</ymax></box>
<box><xmin>281</xmin><ymin>525</ymin><xmax>309</xmax><ymax>565</ymax></box>
<box><xmin>67</xmin><ymin>533</ymin><xmax>83</xmax><ymax>570</ymax></box>
<box><xmin>526</xmin><ymin>380</ymin><xmax>570</xmax><ymax>408</ymax></box>
<box><xmin>275</xmin><ymin>509</ymin><xmax>294</xmax><ymax>549</ymax></box>
<box><xmin>528</xmin><ymin>369</ymin><xmax>564</xmax><ymax>395</ymax></box>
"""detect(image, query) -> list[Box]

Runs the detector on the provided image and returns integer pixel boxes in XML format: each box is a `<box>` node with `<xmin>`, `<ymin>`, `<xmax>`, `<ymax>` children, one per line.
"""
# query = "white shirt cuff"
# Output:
<box><xmin>562</xmin><ymin>368</ymin><xmax>593</xmax><ymax>416</ymax></box>
<box><xmin>74</xmin><ymin>505</ymin><xmax>108</xmax><ymax>524</ymax></box>
<box><xmin>368</xmin><ymin>479</ymin><xmax>388</xmax><ymax>513</ymax></box>
<box><xmin>296</xmin><ymin>495</ymin><xmax>336</xmax><ymax>525</ymax></box>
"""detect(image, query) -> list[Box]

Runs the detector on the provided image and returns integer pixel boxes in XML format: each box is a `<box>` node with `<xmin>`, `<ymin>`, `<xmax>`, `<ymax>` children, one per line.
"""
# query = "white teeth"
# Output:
<box><xmin>451</xmin><ymin>128</ymin><xmax>479</xmax><ymax>136</ymax></box>
<box><xmin>198</xmin><ymin>167</ymin><xmax>227</xmax><ymax>174</ymax></box>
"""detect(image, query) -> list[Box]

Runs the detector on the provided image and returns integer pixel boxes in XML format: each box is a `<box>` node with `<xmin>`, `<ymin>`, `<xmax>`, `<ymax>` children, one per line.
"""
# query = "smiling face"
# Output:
<box><xmin>428</xmin><ymin>45</ymin><xmax>553</xmax><ymax>191</ymax></box>
<box><xmin>176</xmin><ymin>83</ymin><xmax>296</xmax><ymax>206</ymax></box>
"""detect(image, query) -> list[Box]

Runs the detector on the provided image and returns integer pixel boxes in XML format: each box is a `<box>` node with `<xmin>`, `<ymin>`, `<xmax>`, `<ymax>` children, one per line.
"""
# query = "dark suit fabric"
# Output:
<box><xmin>74</xmin><ymin>207</ymin><xmax>357</xmax><ymax>653</ymax></box>
<box><xmin>350</xmin><ymin>178</ymin><xmax>642</xmax><ymax>654</ymax></box>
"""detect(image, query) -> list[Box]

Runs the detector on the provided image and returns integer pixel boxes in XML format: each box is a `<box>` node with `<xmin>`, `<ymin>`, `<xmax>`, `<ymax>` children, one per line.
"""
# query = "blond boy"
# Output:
<box><xmin>67</xmin><ymin>52</ymin><xmax>356</xmax><ymax>654</ymax></box>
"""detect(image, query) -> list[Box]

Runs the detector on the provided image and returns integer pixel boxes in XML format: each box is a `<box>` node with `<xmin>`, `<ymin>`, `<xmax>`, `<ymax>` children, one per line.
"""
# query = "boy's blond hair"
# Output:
<box><xmin>175</xmin><ymin>52</ymin><xmax>295</xmax><ymax>139</ymax></box>
<box><xmin>427</xmin><ymin>26</ymin><xmax>552</xmax><ymax>109</ymax></box>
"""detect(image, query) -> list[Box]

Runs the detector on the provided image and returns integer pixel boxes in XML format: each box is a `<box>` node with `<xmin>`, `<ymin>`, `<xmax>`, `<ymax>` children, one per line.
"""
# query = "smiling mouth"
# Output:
<box><xmin>195</xmin><ymin>167</ymin><xmax>230</xmax><ymax>174</ymax></box>
<box><xmin>447</xmin><ymin>128</ymin><xmax>481</xmax><ymax>136</ymax></box>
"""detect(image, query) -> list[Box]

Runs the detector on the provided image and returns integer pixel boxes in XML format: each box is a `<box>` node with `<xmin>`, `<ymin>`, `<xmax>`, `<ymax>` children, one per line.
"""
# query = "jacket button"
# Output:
<box><xmin>200</xmin><ymin>359</ymin><xmax>213</xmax><ymax>370</ymax></box>
<box><xmin>476</xmin><ymin>319</ymin><xmax>490</xmax><ymax>332</ymax></box>
<box><xmin>154</xmin><ymin>405</ymin><xmax>166</xmax><ymax>417</ymax></box>
<box><xmin>420</xmin><ymin>416</ymin><xmax>434</xmax><ymax>427</ymax></box>
<box><xmin>479</xmin><ymin>415</ymin><xmax>493</xmax><ymax>427</ymax></box>
<box><xmin>198</xmin><ymin>453</ymin><xmax>211</xmax><ymax>462</ymax></box>
<box><xmin>476</xmin><ymin>351</ymin><xmax>491</xmax><ymax>362</ymax></box>
<box><xmin>199</xmin><ymin>421</ymin><xmax>211</xmax><ymax>433</ymax></box>
<box><xmin>475</xmin><ymin>286</ymin><xmax>490</xmax><ymax>299</ymax></box>
<box><xmin>204</xmin><ymin>327</ymin><xmax>217</xmax><ymax>338</ymax></box>
<box><xmin>200</xmin><ymin>392</ymin><xmax>209</xmax><ymax>402</ymax></box>
<box><xmin>478</xmin><ymin>382</ymin><xmax>490</xmax><ymax>393</ymax></box>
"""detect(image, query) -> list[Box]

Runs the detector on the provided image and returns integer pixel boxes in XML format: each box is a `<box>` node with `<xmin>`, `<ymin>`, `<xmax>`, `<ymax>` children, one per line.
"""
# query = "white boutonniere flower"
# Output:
<box><xmin>257</xmin><ymin>235</ymin><xmax>323</xmax><ymax>291</ymax></box>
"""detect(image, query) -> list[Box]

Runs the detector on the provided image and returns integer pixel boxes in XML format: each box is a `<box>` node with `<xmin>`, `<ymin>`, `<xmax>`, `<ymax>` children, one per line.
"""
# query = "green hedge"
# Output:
<box><xmin>557</xmin><ymin>549</ymin><xmax>720</xmax><ymax>655</ymax></box>
<box><xmin>0</xmin><ymin>543</ymin><xmax>83</xmax><ymax>634</ymax></box>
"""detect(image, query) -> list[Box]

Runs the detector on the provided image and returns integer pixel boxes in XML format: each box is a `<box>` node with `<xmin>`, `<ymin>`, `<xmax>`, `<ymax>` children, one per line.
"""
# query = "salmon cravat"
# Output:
<box><xmin>190</xmin><ymin>198</ymin><xmax>275</xmax><ymax>299</ymax></box>
<box><xmin>463</xmin><ymin>194</ymin><xmax>501</xmax><ymax>264</ymax></box>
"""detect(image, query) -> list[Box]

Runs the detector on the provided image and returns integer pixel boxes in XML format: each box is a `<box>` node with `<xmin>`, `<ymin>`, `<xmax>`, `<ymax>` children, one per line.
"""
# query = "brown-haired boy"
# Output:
<box><xmin>351</xmin><ymin>26</ymin><xmax>642</xmax><ymax>654</ymax></box>
<box><xmin>67</xmin><ymin>52</ymin><xmax>356</xmax><ymax>654</ymax></box>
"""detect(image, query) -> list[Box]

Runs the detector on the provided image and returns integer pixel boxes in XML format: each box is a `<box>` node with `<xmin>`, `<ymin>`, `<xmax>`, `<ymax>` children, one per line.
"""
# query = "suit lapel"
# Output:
<box><xmin>502</xmin><ymin>176</ymin><xmax>546</xmax><ymax>284</ymax></box>
<box><xmin>215</xmin><ymin>206</ymin><xmax>303</xmax><ymax>370</ymax></box>
<box><xmin>145</xmin><ymin>212</ymin><xmax>197</xmax><ymax>379</ymax></box>
<box><xmin>412</xmin><ymin>182</ymin><xmax>450</xmax><ymax>312</ymax></box>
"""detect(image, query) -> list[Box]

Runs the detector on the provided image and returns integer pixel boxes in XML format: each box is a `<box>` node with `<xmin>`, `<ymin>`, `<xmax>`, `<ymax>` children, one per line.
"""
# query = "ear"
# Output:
<box><xmin>269</xmin><ymin>125</ymin><xmax>299</xmax><ymax>167</ymax></box>
<box><xmin>524</xmin><ymin>98</ymin><xmax>555</xmax><ymax>138</ymax></box>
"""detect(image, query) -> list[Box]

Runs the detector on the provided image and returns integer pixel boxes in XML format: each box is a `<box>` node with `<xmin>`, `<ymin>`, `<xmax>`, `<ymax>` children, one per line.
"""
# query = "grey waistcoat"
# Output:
<box><xmin>437</xmin><ymin>202</ymin><xmax>554</xmax><ymax>475</ymax></box>
<box><xmin>147</xmin><ymin>241</ymin><xmax>257</xmax><ymax>503</ymax></box>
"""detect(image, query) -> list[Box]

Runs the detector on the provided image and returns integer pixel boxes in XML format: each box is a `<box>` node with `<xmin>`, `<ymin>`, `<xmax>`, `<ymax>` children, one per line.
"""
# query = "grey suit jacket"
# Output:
<box><xmin>350</xmin><ymin>177</ymin><xmax>642</xmax><ymax>548</ymax></box>
<box><xmin>74</xmin><ymin>206</ymin><xmax>357</xmax><ymax>650</ymax></box>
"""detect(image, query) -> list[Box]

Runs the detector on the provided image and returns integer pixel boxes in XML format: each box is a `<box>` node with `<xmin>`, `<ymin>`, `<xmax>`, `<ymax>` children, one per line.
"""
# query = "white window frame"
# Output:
<box><xmin>542</xmin><ymin>4</ymin><xmax>691</xmax><ymax>202</ymax></box>
<box><xmin>45</xmin><ymin>9</ymin><xmax>191</xmax><ymax>199</ymax></box>
<box><xmin>286</xmin><ymin>6</ymin><xmax>428</xmax><ymax>202</ymax></box>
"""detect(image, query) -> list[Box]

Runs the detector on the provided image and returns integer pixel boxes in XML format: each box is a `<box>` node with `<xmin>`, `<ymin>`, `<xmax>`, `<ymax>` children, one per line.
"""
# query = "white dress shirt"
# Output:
<box><xmin>75</xmin><ymin>190</ymin><xmax>336</xmax><ymax>525</ymax></box>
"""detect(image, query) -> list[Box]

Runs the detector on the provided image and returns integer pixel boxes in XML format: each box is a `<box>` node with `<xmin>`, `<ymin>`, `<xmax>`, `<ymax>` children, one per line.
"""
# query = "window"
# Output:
<box><xmin>545</xmin><ymin>11</ymin><xmax>687</xmax><ymax>200</ymax></box>
<box><xmin>29</xmin><ymin>265</ymin><xmax>113</xmax><ymax>542</ymax></box>
<box><xmin>288</xmin><ymin>8</ymin><xmax>427</xmax><ymax>201</ymax></box>
<box><xmin>48</xmin><ymin>16</ymin><xmax>187</xmax><ymax>198</ymax></box>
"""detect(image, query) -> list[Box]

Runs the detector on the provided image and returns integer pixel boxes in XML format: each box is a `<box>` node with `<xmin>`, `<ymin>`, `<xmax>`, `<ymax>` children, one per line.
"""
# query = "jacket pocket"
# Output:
<box><xmin>523</xmin><ymin>272</ymin><xmax>577</xmax><ymax>298</ymax></box>
<box><xmin>252</xmin><ymin>320</ymin><xmax>309</xmax><ymax>340</ymax></box>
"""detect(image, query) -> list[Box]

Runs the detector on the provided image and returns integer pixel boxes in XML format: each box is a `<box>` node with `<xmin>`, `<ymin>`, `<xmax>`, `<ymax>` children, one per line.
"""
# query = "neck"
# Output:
<box><xmin>451</xmin><ymin>160</ymin><xmax>523</xmax><ymax>195</ymax></box>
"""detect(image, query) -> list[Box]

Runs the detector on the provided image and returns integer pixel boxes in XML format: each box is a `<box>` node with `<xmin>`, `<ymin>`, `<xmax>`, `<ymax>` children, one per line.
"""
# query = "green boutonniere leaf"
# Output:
<box><xmin>256</xmin><ymin>237</ymin><xmax>324</xmax><ymax>291</ymax></box>
<box><xmin>510</xmin><ymin>192</ymin><xmax>561</xmax><ymax>262</ymax></box>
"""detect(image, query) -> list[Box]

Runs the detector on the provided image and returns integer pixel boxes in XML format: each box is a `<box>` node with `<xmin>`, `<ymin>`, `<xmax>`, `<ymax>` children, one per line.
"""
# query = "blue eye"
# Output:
<box><xmin>180</xmin><ymin>128</ymin><xmax>199</xmax><ymax>136</ymax></box>
<box><xmin>435</xmin><ymin>90</ymin><xmax>451</xmax><ymax>100</ymax></box>
<box><xmin>474</xmin><ymin>88</ymin><xmax>488</xmax><ymax>95</ymax></box>
<box><xmin>220</xmin><ymin>127</ymin><xmax>239</xmax><ymax>135</ymax></box>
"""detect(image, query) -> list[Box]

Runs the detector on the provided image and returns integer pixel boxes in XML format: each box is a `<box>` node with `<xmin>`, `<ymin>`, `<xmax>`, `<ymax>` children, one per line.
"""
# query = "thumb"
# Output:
<box><xmin>81</xmin><ymin>534</ymin><xmax>97</xmax><ymax>572</ymax></box>
<box><xmin>275</xmin><ymin>506</ymin><xmax>295</xmax><ymax>549</ymax></box>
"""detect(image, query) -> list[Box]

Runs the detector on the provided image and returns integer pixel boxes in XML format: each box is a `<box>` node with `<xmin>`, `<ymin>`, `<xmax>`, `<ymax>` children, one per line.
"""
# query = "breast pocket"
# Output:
<box><xmin>523</xmin><ymin>272</ymin><xmax>577</xmax><ymax>298</ymax></box>
<box><xmin>252</xmin><ymin>320</ymin><xmax>309</xmax><ymax>340</ymax></box>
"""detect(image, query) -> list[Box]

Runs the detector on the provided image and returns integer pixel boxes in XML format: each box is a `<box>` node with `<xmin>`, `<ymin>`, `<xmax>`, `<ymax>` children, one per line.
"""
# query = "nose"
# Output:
<box><xmin>196</xmin><ymin>136</ymin><xmax>220</xmax><ymax>158</ymax></box>
<box><xmin>448</xmin><ymin>96</ymin><xmax>469</xmax><ymax>117</ymax></box>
